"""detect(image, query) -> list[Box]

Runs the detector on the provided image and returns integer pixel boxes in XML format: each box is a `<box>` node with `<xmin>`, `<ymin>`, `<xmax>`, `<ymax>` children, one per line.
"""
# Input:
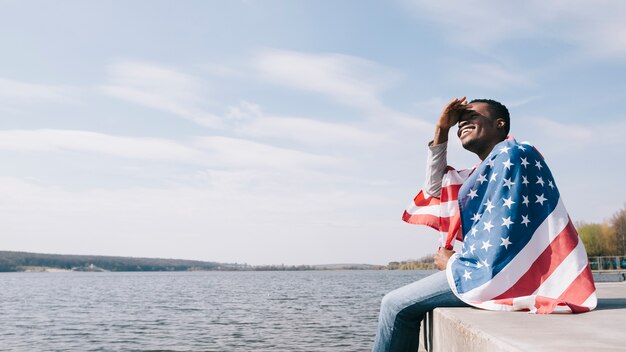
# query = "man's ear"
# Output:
<box><xmin>496</xmin><ymin>118</ymin><xmax>506</xmax><ymax>130</ymax></box>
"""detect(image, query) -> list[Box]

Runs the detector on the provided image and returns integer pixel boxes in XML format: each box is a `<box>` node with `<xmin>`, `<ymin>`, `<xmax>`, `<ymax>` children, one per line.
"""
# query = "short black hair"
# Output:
<box><xmin>469</xmin><ymin>99</ymin><xmax>510</xmax><ymax>136</ymax></box>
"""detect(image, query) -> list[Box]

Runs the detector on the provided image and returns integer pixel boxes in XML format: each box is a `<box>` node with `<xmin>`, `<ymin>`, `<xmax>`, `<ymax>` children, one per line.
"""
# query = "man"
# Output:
<box><xmin>372</xmin><ymin>98</ymin><xmax>596</xmax><ymax>352</ymax></box>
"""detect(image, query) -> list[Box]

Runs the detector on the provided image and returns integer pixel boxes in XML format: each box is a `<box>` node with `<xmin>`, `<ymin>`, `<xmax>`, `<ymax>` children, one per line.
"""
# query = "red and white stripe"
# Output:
<box><xmin>402</xmin><ymin>167</ymin><xmax>472</xmax><ymax>248</ymax></box>
<box><xmin>446</xmin><ymin>196</ymin><xmax>597</xmax><ymax>313</ymax></box>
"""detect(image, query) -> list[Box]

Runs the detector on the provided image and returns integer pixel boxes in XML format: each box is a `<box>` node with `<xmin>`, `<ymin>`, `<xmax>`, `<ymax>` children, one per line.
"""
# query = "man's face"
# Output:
<box><xmin>457</xmin><ymin>102</ymin><xmax>502</xmax><ymax>151</ymax></box>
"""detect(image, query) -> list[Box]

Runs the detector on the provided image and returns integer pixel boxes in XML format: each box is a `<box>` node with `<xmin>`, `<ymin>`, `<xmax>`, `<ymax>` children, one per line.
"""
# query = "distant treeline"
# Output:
<box><xmin>0</xmin><ymin>251</ymin><xmax>231</xmax><ymax>272</ymax></box>
<box><xmin>387</xmin><ymin>254</ymin><xmax>436</xmax><ymax>270</ymax></box>
<box><xmin>0</xmin><ymin>251</ymin><xmax>387</xmax><ymax>272</ymax></box>
<box><xmin>577</xmin><ymin>205</ymin><xmax>626</xmax><ymax>257</ymax></box>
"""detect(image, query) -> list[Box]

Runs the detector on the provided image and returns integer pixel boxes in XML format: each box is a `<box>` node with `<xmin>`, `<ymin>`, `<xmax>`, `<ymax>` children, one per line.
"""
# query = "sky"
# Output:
<box><xmin>1</xmin><ymin>0</ymin><xmax>625</xmax><ymax>265</ymax></box>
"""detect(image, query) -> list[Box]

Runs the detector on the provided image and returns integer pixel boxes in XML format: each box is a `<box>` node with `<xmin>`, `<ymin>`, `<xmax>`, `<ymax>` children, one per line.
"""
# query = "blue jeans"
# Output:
<box><xmin>372</xmin><ymin>271</ymin><xmax>468</xmax><ymax>352</ymax></box>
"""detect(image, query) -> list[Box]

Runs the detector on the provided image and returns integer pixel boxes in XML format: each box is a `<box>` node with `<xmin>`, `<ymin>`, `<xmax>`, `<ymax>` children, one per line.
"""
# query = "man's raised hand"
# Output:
<box><xmin>433</xmin><ymin>97</ymin><xmax>471</xmax><ymax>145</ymax></box>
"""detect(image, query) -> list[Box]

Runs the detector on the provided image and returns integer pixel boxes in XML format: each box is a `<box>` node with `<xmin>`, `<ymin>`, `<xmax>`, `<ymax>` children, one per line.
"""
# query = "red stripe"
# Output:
<box><xmin>494</xmin><ymin>220</ymin><xmax>579</xmax><ymax>300</ymax></box>
<box><xmin>441</xmin><ymin>184</ymin><xmax>462</xmax><ymax>203</ymax></box>
<box><xmin>533</xmin><ymin>266</ymin><xmax>596</xmax><ymax>313</ymax></box>
<box><xmin>445</xmin><ymin>212</ymin><xmax>461</xmax><ymax>249</ymax></box>
<box><xmin>402</xmin><ymin>212</ymin><xmax>452</xmax><ymax>232</ymax></box>
<box><xmin>558</xmin><ymin>266</ymin><xmax>596</xmax><ymax>307</ymax></box>
<box><xmin>533</xmin><ymin>296</ymin><xmax>590</xmax><ymax>314</ymax></box>
<box><xmin>412</xmin><ymin>190</ymin><xmax>441</xmax><ymax>207</ymax></box>
<box><xmin>403</xmin><ymin>212</ymin><xmax>439</xmax><ymax>228</ymax></box>
<box><xmin>534</xmin><ymin>296</ymin><xmax>562</xmax><ymax>314</ymax></box>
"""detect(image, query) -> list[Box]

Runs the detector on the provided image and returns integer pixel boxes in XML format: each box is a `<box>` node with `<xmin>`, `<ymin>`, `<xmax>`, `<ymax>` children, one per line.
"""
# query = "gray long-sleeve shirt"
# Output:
<box><xmin>423</xmin><ymin>141</ymin><xmax>448</xmax><ymax>198</ymax></box>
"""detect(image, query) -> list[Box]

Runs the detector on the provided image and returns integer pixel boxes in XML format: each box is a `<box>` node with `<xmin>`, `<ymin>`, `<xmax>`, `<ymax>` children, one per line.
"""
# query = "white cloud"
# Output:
<box><xmin>531</xmin><ymin>118</ymin><xmax>593</xmax><ymax>144</ymax></box>
<box><xmin>0</xmin><ymin>171</ymin><xmax>400</xmax><ymax>264</ymax></box>
<box><xmin>404</xmin><ymin>0</ymin><xmax>626</xmax><ymax>58</ymax></box>
<box><xmin>403</xmin><ymin>1</ymin><xmax>535</xmax><ymax>46</ymax></box>
<box><xmin>193</xmin><ymin>136</ymin><xmax>342</xmax><ymax>169</ymax></box>
<box><xmin>101</xmin><ymin>60</ymin><xmax>222</xmax><ymax>128</ymax></box>
<box><xmin>0</xmin><ymin>77</ymin><xmax>74</xmax><ymax>103</ymax></box>
<box><xmin>0</xmin><ymin>129</ymin><xmax>348</xmax><ymax>174</ymax></box>
<box><xmin>255</xmin><ymin>49</ymin><xmax>399</xmax><ymax>113</ymax></box>
<box><xmin>454</xmin><ymin>63</ymin><xmax>532</xmax><ymax>89</ymax></box>
<box><xmin>225</xmin><ymin>100</ymin><xmax>264</xmax><ymax>121</ymax></box>
<box><xmin>238</xmin><ymin>115</ymin><xmax>388</xmax><ymax>147</ymax></box>
<box><xmin>0</xmin><ymin>129</ymin><xmax>201</xmax><ymax>161</ymax></box>
<box><xmin>516</xmin><ymin>117</ymin><xmax>626</xmax><ymax>156</ymax></box>
<box><xmin>201</xmin><ymin>62</ymin><xmax>246</xmax><ymax>78</ymax></box>
<box><xmin>222</xmin><ymin>100</ymin><xmax>388</xmax><ymax>147</ymax></box>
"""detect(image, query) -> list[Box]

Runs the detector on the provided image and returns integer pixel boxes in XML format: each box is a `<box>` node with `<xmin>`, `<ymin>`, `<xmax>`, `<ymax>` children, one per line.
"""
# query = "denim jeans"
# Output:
<box><xmin>372</xmin><ymin>271</ymin><xmax>468</xmax><ymax>352</ymax></box>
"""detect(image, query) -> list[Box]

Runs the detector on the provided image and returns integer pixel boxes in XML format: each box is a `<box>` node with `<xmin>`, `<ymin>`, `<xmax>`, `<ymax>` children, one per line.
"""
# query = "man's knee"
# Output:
<box><xmin>380</xmin><ymin>289</ymin><xmax>403</xmax><ymax>315</ymax></box>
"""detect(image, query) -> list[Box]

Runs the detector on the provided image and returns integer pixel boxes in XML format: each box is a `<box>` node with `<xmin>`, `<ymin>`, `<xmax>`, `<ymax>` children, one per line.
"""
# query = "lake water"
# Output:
<box><xmin>0</xmin><ymin>270</ymin><xmax>436</xmax><ymax>352</ymax></box>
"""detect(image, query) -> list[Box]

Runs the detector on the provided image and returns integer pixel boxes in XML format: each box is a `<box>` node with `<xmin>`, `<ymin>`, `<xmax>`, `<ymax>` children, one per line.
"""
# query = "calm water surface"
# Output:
<box><xmin>0</xmin><ymin>270</ymin><xmax>435</xmax><ymax>352</ymax></box>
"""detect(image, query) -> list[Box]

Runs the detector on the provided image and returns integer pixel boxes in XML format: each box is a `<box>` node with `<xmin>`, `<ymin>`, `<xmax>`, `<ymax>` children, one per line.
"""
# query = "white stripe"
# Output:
<box><xmin>511</xmin><ymin>296</ymin><xmax>538</xmax><ymax>312</ymax></box>
<box><xmin>581</xmin><ymin>291</ymin><xmax>597</xmax><ymax>310</ymax></box>
<box><xmin>460</xmin><ymin>196</ymin><xmax>569</xmax><ymax>301</ymax></box>
<box><xmin>442</xmin><ymin>170</ymin><xmax>468</xmax><ymax>187</ymax></box>
<box><xmin>405</xmin><ymin>200</ymin><xmax>457</xmax><ymax>217</ymax></box>
<box><xmin>472</xmin><ymin>300</ymin><xmax>516</xmax><ymax>311</ymax></box>
<box><xmin>534</xmin><ymin>238</ymin><xmax>588</xmax><ymax>298</ymax></box>
<box><xmin>552</xmin><ymin>305</ymin><xmax>572</xmax><ymax>313</ymax></box>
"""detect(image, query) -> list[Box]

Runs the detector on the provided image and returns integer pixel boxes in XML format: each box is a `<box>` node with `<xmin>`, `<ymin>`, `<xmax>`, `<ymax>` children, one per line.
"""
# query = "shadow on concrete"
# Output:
<box><xmin>595</xmin><ymin>298</ymin><xmax>626</xmax><ymax>311</ymax></box>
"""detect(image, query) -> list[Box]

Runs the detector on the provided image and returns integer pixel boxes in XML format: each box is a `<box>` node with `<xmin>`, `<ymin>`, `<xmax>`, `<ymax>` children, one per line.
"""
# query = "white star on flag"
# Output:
<box><xmin>483</xmin><ymin>220</ymin><xmax>494</xmax><ymax>232</ymax></box>
<box><xmin>471</xmin><ymin>227</ymin><xmax>478</xmax><ymax>237</ymax></box>
<box><xmin>490</xmin><ymin>172</ymin><xmax>498</xmax><ymax>182</ymax></box>
<box><xmin>463</xmin><ymin>269</ymin><xmax>472</xmax><ymax>281</ymax></box>
<box><xmin>484</xmin><ymin>200</ymin><xmax>495</xmax><ymax>213</ymax></box>
<box><xmin>471</xmin><ymin>212</ymin><xmax>481</xmax><ymax>221</ymax></box>
<box><xmin>501</xmin><ymin>216</ymin><xmax>514</xmax><ymax>228</ymax></box>
<box><xmin>499</xmin><ymin>146</ymin><xmax>510</xmax><ymax>154</ymax></box>
<box><xmin>487</xmin><ymin>159</ymin><xmax>495</xmax><ymax>167</ymax></box>
<box><xmin>481</xmin><ymin>240</ymin><xmax>493</xmax><ymax>251</ymax></box>
<box><xmin>522</xmin><ymin>195</ymin><xmax>530</xmax><ymax>206</ymax></box>
<box><xmin>476</xmin><ymin>174</ymin><xmax>488</xmax><ymax>184</ymax></box>
<box><xmin>481</xmin><ymin>258</ymin><xmax>490</xmax><ymax>268</ymax></box>
<box><xmin>548</xmin><ymin>180</ymin><xmax>554</xmax><ymax>189</ymax></box>
<box><xmin>469</xmin><ymin>243</ymin><xmax>476</xmax><ymax>254</ymax></box>
<box><xmin>521</xmin><ymin>214</ymin><xmax>531</xmax><ymax>227</ymax></box>
<box><xmin>517</xmin><ymin>144</ymin><xmax>526</xmax><ymax>151</ymax></box>
<box><xmin>503</xmin><ymin>196</ymin><xmax>515</xmax><ymax>209</ymax></box>
<box><xmin>520</xmin><ymin>157</ymin><xmax>529</xmax><ymax>168</ymax></box>
<box><xmin>536</xmin><ymin>176</ymin><xmax>545</xmax><ymax>187</ymax></box>
<box><xmin>503</xmin><ymin>159</ymin><xmax>513</xmax><ymax>170</ymax></box>
<box><xmin>535</xmin><ymin>160</ymin><xmax>543</xmax><ymax>170</ymax></box>
<box><xmin>522</xmin><ymin>176</ymin><xmax>529</xmax><ymax>186</ymax></box>
<box><xmin>468</xmin><ymin>188</ymin><xmax>478</xmax><ymax>199</ymax></box>
<box><xmin>503</xmin><ymin>178</ymin><xmax>515</xmax><ymax>189</ymax></box>
<box><xmin>500</xmin><ymin>236</ymin><xmax>513</xmax><ymax>249</ymax></box>
<box><xmin>536</xmin><ymin>193</ymin><xmax>547</xmax><ymax>205</ymax></box>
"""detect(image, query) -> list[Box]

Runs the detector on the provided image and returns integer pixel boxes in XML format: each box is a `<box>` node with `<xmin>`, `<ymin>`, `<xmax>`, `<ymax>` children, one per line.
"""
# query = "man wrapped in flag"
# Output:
<box><xmin>372</xmin><ymin>98</ymin><xmax>596</xmax><ymax>352</ymax></box>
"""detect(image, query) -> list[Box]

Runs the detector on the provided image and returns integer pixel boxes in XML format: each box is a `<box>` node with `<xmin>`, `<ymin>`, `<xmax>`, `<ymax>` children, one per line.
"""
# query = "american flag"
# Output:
<box><xmin>403</xmin><ymin>138</ymin><xmax>597</xmax><ymax>313</ymax></box>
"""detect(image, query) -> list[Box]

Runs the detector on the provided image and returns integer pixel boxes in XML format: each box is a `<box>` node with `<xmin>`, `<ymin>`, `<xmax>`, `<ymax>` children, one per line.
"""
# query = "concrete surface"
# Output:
<box><xmin>428</xmin><ymin>282</ymin><xmax>626</xmax><ymax>352</ymax></box>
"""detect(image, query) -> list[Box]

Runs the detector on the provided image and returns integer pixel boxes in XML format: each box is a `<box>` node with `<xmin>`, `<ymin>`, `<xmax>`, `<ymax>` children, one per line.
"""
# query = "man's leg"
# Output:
<box><xmin>372</xmin><ymin>271</ymin><xmax>468</xmax><ymax>352</ymax></box>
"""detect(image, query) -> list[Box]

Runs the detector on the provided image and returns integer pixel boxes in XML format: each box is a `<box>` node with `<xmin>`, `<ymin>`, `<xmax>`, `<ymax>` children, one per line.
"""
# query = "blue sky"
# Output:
<box><xmin>1</xmin><ymin>1</ymin><xmax>625</xmax><ymax>265</ymax></box>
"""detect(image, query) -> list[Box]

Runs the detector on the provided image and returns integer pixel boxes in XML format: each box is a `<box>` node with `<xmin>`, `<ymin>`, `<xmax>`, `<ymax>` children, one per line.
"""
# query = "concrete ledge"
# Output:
<box><xmin>593</xmin><ymin>271</ymin><xmax>626</xmax><ymax>282</ymax></box>
<box><xmin>426</xmin><ymin>282</ymin><xmax>626</xmax><ymax>352</ymax></box>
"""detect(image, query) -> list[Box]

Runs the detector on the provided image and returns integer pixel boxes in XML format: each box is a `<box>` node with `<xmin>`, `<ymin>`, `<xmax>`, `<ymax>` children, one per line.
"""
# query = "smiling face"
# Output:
<box><xmin>457</xmin><ymin>102</ymin><xmax>506</xmax><ymax>159</ymax></box>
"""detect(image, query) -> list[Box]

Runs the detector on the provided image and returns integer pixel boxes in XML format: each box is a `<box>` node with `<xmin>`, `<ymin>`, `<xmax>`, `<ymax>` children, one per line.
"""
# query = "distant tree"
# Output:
<box><xmin>387</xmin><ymin>262</ymin><xmax>400</xmax><ymax>270</ymax></box>
<box><xmin>611</xmin><ymin>205</ymin><xmax>626</xmax><ymax>256</ymax></box>
<box><xmin>386</xmin><ymin>255</ymin><xmax>435</xmax><ymax>270</ymax></box>
<box><xmin>578</xmin><ymin>222</ymin><xmax>616</xmax><ymax>257</ymax></box>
